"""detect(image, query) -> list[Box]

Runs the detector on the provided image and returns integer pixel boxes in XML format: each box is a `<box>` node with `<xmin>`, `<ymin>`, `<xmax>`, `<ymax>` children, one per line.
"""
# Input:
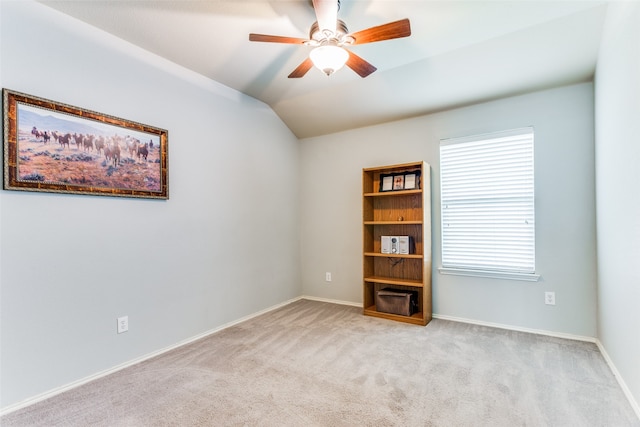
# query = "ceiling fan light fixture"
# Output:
<box><xmin>310</xmin><ymin>45</ymin><xmax>349</xmax><ymax>76</ymax></box>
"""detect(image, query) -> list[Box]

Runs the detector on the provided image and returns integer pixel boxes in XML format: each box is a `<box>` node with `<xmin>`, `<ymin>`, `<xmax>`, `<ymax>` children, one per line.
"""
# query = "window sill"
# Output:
<box><xmin>438</xmin><ymin>267</ymin><xmax>540</xmax><ymax>282</ymax></box>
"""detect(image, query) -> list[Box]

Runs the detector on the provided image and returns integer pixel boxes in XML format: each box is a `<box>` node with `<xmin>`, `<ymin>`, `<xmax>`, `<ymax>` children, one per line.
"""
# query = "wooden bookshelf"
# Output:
<box><xmin>362</xmin><ymin>161</ymin><xmax>432</xmax><ymax>326</ymax></box>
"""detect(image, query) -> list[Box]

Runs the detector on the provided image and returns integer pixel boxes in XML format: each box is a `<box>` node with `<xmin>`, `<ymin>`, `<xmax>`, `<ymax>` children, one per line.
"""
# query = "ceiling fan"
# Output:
<box><xmin>249</xmin><ymin>0</ymin><xmax>411</xmax><ymax>78</ymax></box>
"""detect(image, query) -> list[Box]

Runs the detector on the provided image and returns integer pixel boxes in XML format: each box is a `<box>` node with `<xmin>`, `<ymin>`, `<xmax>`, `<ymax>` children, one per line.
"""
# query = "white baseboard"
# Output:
<box><xmin>432</xmin><ymin>313</ymin><xmax>597</xmax><ymax>343</ymax></box>
<box><xmin>595</xmin><ymin>340</ymin><xmax>640</xmax><ymax>420</ymax></box>
<box><xmin>0</xmin><ymin>296</ymin><xmax>303</xmax><ymax>417</ymax></box>
<box><xmin>300</xmin><ymin>295</ymin><xmax>362</xmax><ymax>308</ymax></box>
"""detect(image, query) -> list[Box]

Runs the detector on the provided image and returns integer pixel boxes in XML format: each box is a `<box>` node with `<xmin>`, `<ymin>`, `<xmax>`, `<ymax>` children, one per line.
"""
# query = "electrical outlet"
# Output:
<box><xmin>117</xmin><ymin>316</ymin><xmax>129</xmax><ymax>334</ymax></box>
<box><xmin>545</xmin><ymin>292</ymin><xmax>556</xmax><ymax>306</ymax></box>
<box><xmin>325</xmin><ymin>272</ymin><xmax>332</xmax><ymax>282</ymax></box>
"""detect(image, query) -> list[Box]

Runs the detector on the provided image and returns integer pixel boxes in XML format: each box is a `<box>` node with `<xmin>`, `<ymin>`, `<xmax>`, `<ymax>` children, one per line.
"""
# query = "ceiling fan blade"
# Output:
<box><xmin>349</xmin><ymin>18</ymin><xmax>411</xmax><ymax>45</ymax></box>
<box><xmin>288</xmin><ymin>57</ymin><xmax>314</xmax><ymax>78</ymax></box>
<box><xmin>346</xmin><ymin>51</ymin><xmax>377</xmax><ymax>78</ymax></box>
<box><xmin>312</xmin><ymin>0</ymin><xmax>338</xmax><ymax>33</ymax></box>
<box><xmin>249</xmin><ymin>34</ymin><xmax>308</xmax><ymax>44</ymax></box>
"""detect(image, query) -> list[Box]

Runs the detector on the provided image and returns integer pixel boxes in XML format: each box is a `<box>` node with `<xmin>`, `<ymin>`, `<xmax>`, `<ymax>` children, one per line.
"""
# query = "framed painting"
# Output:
<box><xmin>3</xmin><ymin>89</ymin><xmax>168</xmax><ymax>199</ymax></box>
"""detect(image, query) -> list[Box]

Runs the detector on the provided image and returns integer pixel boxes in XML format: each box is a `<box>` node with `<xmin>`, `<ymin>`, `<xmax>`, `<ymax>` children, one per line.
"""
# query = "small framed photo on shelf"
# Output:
<box><xmin>403</xmin><ymin>170</ymin><xmax>421</xmax><ymax>190</ymax></box>
<box><xmin>393</xmin><ymin>174</ymin><xmax>405</xmax><ymax>190</ymax></box>
<box><xmin>380</xmin><ymin>174</ymin><xmax>394</xmax><ymax>192</ymax></box>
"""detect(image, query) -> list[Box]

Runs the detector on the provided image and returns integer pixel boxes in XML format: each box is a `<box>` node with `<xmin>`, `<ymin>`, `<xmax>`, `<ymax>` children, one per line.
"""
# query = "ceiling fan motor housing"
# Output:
<box><xmin>309</xmin><ymin>20</ymin><xmax>354</xmax><ymax>46</ymax></box>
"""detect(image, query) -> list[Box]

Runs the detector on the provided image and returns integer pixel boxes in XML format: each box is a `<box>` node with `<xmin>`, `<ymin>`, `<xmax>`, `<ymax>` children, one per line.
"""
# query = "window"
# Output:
<box><xmin>439</xmin><ymin>128</ymin><xmax>538</xmax><ymax>281</ymax></box>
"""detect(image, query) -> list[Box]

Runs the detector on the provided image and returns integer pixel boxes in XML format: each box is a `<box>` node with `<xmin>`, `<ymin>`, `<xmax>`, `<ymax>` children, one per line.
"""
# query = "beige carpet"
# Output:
<box><xmin>2</xmin><ymin>299</ymin><xmax>639</xmax><ymax>426</ymax></box>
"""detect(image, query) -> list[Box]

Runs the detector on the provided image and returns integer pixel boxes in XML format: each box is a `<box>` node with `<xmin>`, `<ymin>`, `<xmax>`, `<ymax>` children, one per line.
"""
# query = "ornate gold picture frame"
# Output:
<box><xmin>3</xmin><ymin>89</ymin><xmax>168</xmax><ymax>199</ymax></box>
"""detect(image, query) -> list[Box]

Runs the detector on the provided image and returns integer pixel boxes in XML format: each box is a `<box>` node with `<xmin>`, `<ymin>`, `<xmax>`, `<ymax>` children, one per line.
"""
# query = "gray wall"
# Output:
<box><xmin>595</xmin><ymin>1</ymin><xmax>640</xmax><ymax>412</ymax></box>
<box><xmin>300</xmin><ymin>83</ymin><xmax>597</xmax><ymax>338</ymax></box>
<box><xmin>0</xmin><ymin>1</ymin><xmax>301</xmax><ymax>409</ymax></box>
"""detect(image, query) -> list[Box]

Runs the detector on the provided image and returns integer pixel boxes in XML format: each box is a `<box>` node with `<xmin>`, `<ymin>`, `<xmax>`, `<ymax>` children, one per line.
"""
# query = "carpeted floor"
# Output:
<box><xmin>2</xmin><ymin>299</ymin><xmax>639</xmax><ymax>426</ymax></box>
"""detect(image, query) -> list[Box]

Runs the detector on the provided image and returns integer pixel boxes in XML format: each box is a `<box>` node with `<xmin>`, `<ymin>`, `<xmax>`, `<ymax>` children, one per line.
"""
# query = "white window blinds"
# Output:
<box><xmin>440</xmin><ymin>128</ymin><xmax>535</xmax><ymax>276</ymax></box>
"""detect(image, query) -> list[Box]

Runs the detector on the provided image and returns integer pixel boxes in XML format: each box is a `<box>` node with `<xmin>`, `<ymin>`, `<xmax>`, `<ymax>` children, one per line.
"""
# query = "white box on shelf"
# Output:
<box><xmin>398</xmin><ymin>236</ymin><xmax>411</xmax><ymax>254</ymax></box>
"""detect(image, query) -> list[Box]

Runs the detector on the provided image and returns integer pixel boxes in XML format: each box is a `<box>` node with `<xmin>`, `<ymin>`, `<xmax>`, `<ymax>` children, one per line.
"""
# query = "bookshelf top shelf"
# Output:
<box><xmin>364</xmin><ymin>221</ymin><xmax>422</xmax><ymax>225</ymax></box>
<box><xmin>364</xmin><ymin>189</ymin><xmax>422</xmax><ymax>197</ymax></box>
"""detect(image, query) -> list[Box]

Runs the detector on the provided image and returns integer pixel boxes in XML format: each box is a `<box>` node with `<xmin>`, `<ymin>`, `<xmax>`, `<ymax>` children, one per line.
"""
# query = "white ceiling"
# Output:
<box><xmin>39</xmin><ymin>0</ymin><xmax>608</xmax><ymax>139</ymax></box>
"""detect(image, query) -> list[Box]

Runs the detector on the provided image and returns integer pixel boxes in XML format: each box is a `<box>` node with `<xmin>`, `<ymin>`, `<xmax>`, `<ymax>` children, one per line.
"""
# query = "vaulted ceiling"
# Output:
<box><xmin>40</xmin><ymin>1</ymin><xmax>608</xmax><ymax>138</ymax></box>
